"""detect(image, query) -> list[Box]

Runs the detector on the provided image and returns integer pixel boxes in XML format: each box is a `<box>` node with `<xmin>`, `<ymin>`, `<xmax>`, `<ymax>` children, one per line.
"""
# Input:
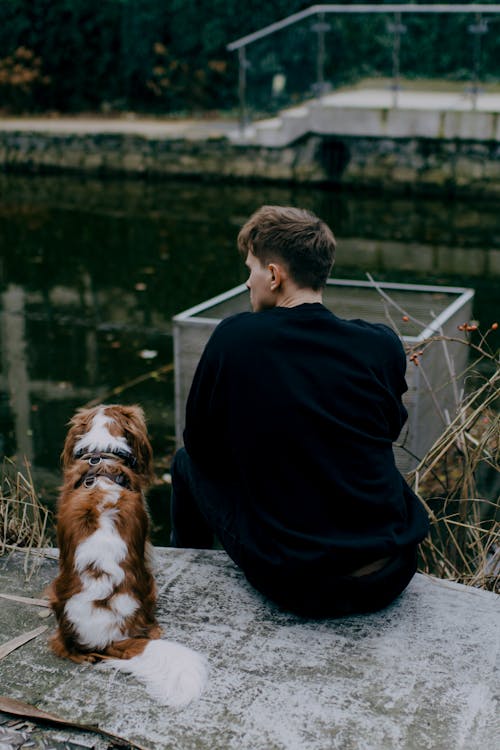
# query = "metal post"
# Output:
<box><xmin>311</xmin><ymin>13</ymin><xmax>331</xmax><ymax>98</ymax></box>
<box><xmin>468</xmin><ymin>13</ymin><xmax>488</xmax><ymax>110</ymax></box>
<box><xmin>238</xmin><ymin>46</ymin><xmax>247</xmax><ymax>134</ymax></box>
<box><xmin>387</xmin><ymin>12</ymin><xmax>406</xmax><ymax>109</ymax></box>
<box><xmin>1</xmin><ymin>285</ymin><xmax>33</xmax><ymax>464</ymax></box>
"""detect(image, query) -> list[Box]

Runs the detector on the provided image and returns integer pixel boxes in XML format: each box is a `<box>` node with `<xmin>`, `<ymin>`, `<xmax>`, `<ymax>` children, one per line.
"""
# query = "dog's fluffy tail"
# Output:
<box><xmin>100</xmin><ymin>639</ymin><xmax>208</xmax><ymax>708</ymax></box>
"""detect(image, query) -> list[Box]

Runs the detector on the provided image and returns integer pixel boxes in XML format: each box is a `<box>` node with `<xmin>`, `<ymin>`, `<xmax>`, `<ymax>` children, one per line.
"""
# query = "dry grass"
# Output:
<box><xmin>409</xmin><ymin>364</ymin><xmax>499</xmax><ymax>593</ymax></box>
<box><xmin>368</xmin><ymin>274</ymin><xmax>499</xmax><ymax>593</ymax></box>
<box><xmin>0</xmin><ymin>458</ymin><xmax>53</xmax><ymax>579</ymax></box>
<box><xmin>400</xmin><ymin>317</ymin><xmax>499</xmax><ymax>593</ymax></box>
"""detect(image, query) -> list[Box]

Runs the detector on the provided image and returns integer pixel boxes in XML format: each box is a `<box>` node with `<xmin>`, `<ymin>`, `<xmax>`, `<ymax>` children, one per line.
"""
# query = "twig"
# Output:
<box><xmin>416</xmin><ymin>359</ymin><xmax>448</xmax><ymax>428</ymax></box>
<box><xmin>82</xmin><ymin>362</ymin><xmax>174</xmax><ymax>408</ymax></box>
<box><xmin>366</xmin><ymin>272</ymin><xmax>429</xmax><ymax>328</ymax></box>
<box><xmin>0</xmin><ymin>626</ymin><xmax>48</xmax><ymax>660</ymax></box>
<box><xmin>0</xmin><ymin>696</ymin><xmax>152</xmax><ymax>750</ymax></box>
<box><xmin>0</xmin><ymin>593</ymin><xmax>50</xmax><ymax>607</ymax></box>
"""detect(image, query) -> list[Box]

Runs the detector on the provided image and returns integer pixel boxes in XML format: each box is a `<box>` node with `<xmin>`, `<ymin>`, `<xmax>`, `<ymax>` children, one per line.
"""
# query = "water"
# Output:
<box><xmin>1</xmin><ymin>173</ymin><xmax>499</xmax><ymax>542</ymax></box>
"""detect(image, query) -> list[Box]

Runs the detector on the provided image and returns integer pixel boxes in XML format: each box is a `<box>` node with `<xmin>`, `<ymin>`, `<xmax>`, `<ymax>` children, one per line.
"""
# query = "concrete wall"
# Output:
<box><xmin>0</xmin><ymin>130</ymin><xmax>499</xmax><ymax>196</ymax></box>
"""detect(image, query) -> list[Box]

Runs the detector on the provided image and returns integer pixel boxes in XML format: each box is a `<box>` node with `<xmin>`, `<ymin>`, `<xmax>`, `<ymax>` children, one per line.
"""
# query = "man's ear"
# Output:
<box><xmin>268</xmin><ymin>262</ymin><xmax>285</xmax><ymax>291</ymax></box>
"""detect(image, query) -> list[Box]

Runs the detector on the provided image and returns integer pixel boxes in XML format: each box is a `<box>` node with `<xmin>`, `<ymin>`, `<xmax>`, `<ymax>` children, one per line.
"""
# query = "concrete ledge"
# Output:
<box><xmin>235</xmin><ymin>89</ymin><xmax>500</xmax><ymax>147</ymax></box>
<box><xmin>0</xmin><ymin>548</ymin><xmax>498</xmax><ymax>749</ymax></box>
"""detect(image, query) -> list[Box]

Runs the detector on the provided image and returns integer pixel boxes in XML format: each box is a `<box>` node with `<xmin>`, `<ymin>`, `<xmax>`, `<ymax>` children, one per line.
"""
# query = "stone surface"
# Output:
<box><xmin>0</xmin><ymin>548</ymin><xmax>498</xmax><ymax>750</ymax></box>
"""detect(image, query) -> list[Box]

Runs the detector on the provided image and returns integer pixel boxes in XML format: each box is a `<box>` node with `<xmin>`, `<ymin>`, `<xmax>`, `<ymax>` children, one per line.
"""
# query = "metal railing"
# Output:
<box><xmin>227</xmin><ymin>4</ymin><xmax>500</xmax><ymax>129</ymax></box>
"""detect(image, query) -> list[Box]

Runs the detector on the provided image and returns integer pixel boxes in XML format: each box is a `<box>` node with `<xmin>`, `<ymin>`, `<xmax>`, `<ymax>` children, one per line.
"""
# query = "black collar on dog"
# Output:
<box><xmin>74</xmin><ymin>449</ymin><xmax>137</xmax><ymax>469</ymax></box>
<box><xmin>75</xmin><ymin>470</ymin><xmax>131</xmax><ymax>490</ymax></box>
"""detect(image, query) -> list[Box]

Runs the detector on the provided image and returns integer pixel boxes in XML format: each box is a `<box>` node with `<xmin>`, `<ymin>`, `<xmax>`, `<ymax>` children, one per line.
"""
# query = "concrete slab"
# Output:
<box><xmin>233</xmin><ymin>89</ymin><xmax>500</xmax><ymax>145</ymax></box>
<box><xmin>0</xmin><ymin>548</ymin><xmax>498</xmax><ymax>750</ymax></box>
<box><xmin>320</xmin><ymin>89</ymin><xmax>500</xmax><ymax>113</ymax></box>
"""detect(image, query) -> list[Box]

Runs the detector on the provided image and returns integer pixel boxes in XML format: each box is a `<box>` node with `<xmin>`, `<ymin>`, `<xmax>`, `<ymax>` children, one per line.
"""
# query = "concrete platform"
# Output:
<box><xmin>0</xmin><ymin>548</ymin><xmax>498</xmax><ymax>750</ymax></box>
<box><xmin>231</xmin><ymin>88</ymin><xmax>500</xmax><ymax>146</ymax></box>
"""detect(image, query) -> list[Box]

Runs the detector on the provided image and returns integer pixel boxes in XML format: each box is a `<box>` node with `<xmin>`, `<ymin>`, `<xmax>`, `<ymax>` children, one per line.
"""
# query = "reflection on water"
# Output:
<box><xmin>1</xmin><ymin>174</ymin><xmax>499</xmax><ymax>541</ymax></box>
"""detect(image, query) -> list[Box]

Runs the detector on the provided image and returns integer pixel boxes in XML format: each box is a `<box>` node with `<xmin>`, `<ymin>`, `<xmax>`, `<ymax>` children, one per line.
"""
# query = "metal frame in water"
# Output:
<box><xmin>173</xmin><ymin>279</ymin><xmax>474</xmax><ymax>475</ymax></box>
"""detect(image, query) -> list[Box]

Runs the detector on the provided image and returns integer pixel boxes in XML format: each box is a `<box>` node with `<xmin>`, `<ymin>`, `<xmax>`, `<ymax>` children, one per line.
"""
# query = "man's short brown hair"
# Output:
<box><xmin>237</xmin><ymin>205</ymin><xmax>336</xmax><ymax>291</ymax></box>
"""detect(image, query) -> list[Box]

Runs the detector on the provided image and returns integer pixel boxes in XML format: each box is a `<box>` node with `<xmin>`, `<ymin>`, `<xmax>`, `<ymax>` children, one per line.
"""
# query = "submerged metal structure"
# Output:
<box><xmin>173</xmin><ymin>280</ymin><xmax>474</xmax><ymax>474</ymax></box>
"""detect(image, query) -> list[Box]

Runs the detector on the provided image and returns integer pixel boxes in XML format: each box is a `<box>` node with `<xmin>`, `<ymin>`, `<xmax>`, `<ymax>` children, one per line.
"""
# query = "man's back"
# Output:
<box><xmin>184</xmin><ymin>303</ymin><xmax>428</xmax><ymax>573</ymax></box>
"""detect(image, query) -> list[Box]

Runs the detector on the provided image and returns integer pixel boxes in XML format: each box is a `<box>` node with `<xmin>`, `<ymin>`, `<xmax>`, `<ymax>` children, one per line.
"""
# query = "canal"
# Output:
<box><xmin>1</xmin><ymin>173</ymin><xmax>499</xmax><ymax>542</ymax></box>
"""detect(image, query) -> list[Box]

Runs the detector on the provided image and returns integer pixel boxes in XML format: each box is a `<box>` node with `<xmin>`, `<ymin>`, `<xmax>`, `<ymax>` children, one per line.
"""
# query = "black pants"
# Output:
<box><xmin>170</xmin><ymin>447</ymin><xmax>418</xmax><ymax>618</ymax></box>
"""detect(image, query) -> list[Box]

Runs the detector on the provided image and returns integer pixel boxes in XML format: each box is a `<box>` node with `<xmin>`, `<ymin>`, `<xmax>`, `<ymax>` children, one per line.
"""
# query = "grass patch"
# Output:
<box><xmin>346</xmin><ymin>77</ymin><xmax>500</xmax><ymax>94</ymax></box>
<box><xmin>411</xmin><ymin>366</ymin><xmax>499</xmax><ymax>593</ymax></box>
<box><xmin>0</xmin><ymin>458</ymin><xmax>53</xmax><ymax>579</ymax></box>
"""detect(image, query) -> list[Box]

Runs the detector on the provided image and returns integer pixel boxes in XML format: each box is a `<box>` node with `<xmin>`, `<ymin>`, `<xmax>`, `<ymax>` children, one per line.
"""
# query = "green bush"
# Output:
<box><xmin>0</xmin><ymin>1</ymin><xmax>498</xmax><ymax>114</ymax></box>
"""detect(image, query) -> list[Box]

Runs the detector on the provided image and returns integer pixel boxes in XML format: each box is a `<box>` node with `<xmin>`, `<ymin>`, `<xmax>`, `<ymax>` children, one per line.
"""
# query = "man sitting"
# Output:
<box><xmin>171</xmin><ymin>205</ymin><xmax>429</xmax><ymax>617</ymax></box>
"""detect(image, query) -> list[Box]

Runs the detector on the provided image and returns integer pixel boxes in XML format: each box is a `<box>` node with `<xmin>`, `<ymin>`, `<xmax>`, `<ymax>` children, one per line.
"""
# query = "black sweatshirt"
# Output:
<box><xmin>184</xmin><ymin>303</ymin><xmax>429</xmax><ymax>573</ymax></box>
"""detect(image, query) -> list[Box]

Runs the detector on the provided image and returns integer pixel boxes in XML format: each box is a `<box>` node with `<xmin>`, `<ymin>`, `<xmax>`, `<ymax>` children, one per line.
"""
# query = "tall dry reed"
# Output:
<box><xmin>408</xmin><ymin>358</ymin><xmax>499</xmax><ymax>592</ymax></box>
<box><xmin>0</xmin><ymin>458</ymin><xmax>53</xmax><ymax>579</ymax></box>
<box><xmin>369</xmin><ymin>273</ymin><xmax>499</xmax><ymax>593</ymax></box>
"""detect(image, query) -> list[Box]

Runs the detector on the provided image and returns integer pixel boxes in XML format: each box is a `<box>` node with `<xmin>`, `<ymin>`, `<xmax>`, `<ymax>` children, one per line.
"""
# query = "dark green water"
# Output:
<box><xmin>1</xmin><ymin>174</ymin><xmax>499</xmax><ymax>541</ymax></box>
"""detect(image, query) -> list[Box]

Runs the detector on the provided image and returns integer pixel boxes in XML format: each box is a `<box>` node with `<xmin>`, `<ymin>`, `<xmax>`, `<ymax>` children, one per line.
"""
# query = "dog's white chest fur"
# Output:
<box><xmin>65</xmin><ymin>482</ymin><xmax>138</xmax><ymax>649</ymax></box>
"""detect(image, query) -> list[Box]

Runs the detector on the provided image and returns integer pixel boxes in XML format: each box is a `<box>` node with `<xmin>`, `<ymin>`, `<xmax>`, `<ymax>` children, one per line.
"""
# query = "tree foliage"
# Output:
<box><xmin>0</xmin><ymin>1</ymin><xmax>498</xmax><ymax>114</ymax></box>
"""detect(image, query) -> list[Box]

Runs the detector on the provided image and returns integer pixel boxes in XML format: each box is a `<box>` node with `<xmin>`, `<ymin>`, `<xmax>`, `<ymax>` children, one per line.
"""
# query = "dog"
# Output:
<box><xmin>49</xmin><ymin>403</ymin><xmax>207</xmax><ymax>707</ymax></box>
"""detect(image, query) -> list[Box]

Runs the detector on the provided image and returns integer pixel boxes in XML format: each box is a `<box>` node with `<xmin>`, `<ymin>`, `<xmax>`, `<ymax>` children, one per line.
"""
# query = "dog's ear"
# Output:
<box><xmin>60</xmin><ymin>408</ymin><xmax>95</xmax><ymax>470</ymax></box>
<box><xmin>117</xmin><ymin>405</ymin><xmax>154</xmax><ymax>484</ymax></box>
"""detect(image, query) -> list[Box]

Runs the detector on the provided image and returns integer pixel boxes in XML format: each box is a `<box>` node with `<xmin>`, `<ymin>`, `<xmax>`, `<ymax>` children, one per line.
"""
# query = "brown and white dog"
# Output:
<box><xmin>49</xmin><ymin>403</ymin><xmax>207</xmax><ymax>707</ymax></box>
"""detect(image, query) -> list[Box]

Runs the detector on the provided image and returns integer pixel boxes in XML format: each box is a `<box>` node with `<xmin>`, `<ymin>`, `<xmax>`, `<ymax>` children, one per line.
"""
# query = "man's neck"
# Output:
<box><xmin>276</xmin><ymin>288</ymin><xmax>323</xmax><ymax>308</ymax></box>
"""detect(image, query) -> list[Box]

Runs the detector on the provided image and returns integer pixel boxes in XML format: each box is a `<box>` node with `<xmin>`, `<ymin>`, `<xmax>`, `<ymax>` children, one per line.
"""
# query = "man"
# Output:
<box><xmin>171</xmin><ymin>205</ymin><xmax>429</xmax><ymax>617</ymax></box>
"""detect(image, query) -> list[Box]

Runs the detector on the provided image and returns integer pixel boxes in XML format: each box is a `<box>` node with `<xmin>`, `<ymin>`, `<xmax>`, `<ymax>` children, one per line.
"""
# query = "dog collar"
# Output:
<box><xmin>74</xmin><ymin>449</ymin><xmax>137</xmax><ymax>469</ymax></box>
<box><xmin>74</xmin><ymin>470</ymin><xmax>131</xmax><ymax>490</ymax></box>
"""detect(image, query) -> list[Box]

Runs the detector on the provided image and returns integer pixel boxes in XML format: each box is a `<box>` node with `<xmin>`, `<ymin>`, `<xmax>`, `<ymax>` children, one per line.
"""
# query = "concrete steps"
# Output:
<box><xmin>229</xmin><ymin>88</ymin><xmax>500</xmax><ymax>146</ymax></box>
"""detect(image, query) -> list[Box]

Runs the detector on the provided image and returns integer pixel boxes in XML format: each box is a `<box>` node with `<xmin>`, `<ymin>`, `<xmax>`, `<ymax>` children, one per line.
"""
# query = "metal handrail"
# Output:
<box><xmin>227</xmin><ymin>4</ymin><xmax>500</xmax><ymax>50</ymax></box>
<box><xmin>227</xmin><ymin>4</ymin><xmax>500</xmax><ymax>129</ymax></box>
